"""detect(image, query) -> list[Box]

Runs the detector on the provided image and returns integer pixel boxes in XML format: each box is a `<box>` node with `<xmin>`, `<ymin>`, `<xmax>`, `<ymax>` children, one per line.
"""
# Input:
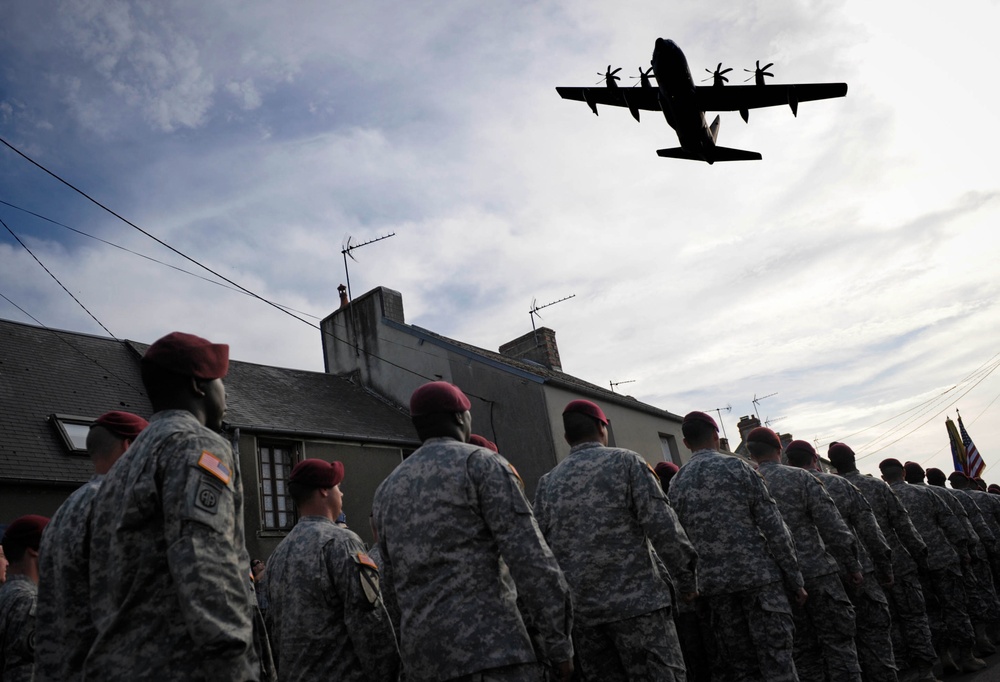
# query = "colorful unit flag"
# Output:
<box><xmin>958</xmin><ymin>412</ymin><xmax>986</xmax><ymax>479</ymax></box>
<box><xmin>946</xmin><ymin>416</ymin><xmax>968</xmax><ymax>475</ymax></box>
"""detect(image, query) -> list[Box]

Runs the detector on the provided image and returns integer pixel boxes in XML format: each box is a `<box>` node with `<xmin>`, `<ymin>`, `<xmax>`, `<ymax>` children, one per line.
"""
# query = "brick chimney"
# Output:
<box><xmin>499</xmin><ymin>327</ymin><xmax>562</xmax><ymax>371</ymax></box>
<box><xmin>338</xmin><ymin>284</ymin><xmax>349</xmax><ymax>310</ymax></box>
<box><xmin>737</xmin><ymin>415</ymin><xmax>761</xmax><ymax>443</ymax></box>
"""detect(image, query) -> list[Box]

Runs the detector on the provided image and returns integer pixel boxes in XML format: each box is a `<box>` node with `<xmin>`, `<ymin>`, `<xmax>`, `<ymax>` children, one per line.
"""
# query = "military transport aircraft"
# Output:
<box><xmin>556</xmin><ymin>38</ymin><xmax>847</xmax><ymax>163</ymax></box>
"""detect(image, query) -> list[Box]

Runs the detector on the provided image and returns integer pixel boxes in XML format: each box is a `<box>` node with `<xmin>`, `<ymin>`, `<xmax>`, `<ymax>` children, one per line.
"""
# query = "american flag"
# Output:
<box><xmin>958</xmin><ymin>413</ymin><xmax>986</xmax><ymax>479</ymax></box>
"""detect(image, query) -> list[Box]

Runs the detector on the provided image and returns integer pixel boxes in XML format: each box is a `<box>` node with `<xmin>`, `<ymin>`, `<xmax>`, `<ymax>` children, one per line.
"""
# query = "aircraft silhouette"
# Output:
<box><xmin>556</xmin><ymin>38</ymin><xmax>847</xmax><ymax>163</ymax></box>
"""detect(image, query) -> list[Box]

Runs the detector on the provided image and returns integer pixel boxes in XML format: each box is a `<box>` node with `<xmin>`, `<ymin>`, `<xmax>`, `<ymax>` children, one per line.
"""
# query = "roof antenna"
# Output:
<box><xmin>610</xmin><ymin>379</ymin><xmax>636</xmax><ymax>393</ymax></box>
<box><xmin>529</xmin><ymin>294</ymin><xmax>575</xmax><ymax>345</ymax></box>
<box><xmin>341</xmin><ymin>232</ymin><xmax>395</xmax><ymax>355</ymax></box>
<box><xmin>711</xmin><ymin>404</ymin><xmax>732</xmax><ymax>442</ymax></box>
<box><xmin>752</xmin><ymin>392</ymin><xmax>777</xmax><ymax>421</ymax></box>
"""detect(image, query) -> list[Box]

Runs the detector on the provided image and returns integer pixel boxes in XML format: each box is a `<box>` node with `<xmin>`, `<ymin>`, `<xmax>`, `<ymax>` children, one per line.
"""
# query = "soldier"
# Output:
<box><xmin>0</xmin><ymin>546</ymin><xmax>6</xmax><ymax>584</ymax></box>
<box><xmin>0</xmin><ymin>515</ymin><xmax>49</xmax><ymax>682</ymax></box>
<box><xmin>533</xmin><ymin>399</ymin><xmax>698</xmax><ymax>680</ymax></box>
<box><xmin>879</xmin><ymin>458</ymin><xmax>985</xmax><ymax>673</ymax></box>
<box><xmin>372</xmin><ymin>381</ymin><xmax>574</xmax><ymax>682</ymax></box>
<box><xmin>747</xmin><ymin>428</ymin><xmax>863</xmax><ymax>682</ymax></box>
<box><xmin>34</xmin><ymin>411</ymin><xmax>148</xmax><ymax>682</ymax></box>
<box><xmin>654</xmin><ymin>461</ymin><xmax>680</xmax><ymax>493</ymax></box>
<box><xmin>669</xmin><ymin>412</ymin><xmax>806</xmax><ymax>682</ymax></box>
<box><xmin>925</xmin><ymin>467</ymin><xmax>1000</xmax><ymax>655</ymax></box>
<box><xmin>827</xmin><ymin>443</ymin><xmax>938</xmax><ymax>681</ymax></box>
<box><xmin>86</xmin><ymin>331</ymin><xmax>260</xmax><ymax>680</ymax></box>
<box><xmin>785</xmin><ymin>440</ymin><xmax>897</xmax><ymax>682</ymax></box>
<box><xmin>266</xmin><ymin>458</ymin><xmax>399</xmax><ymax>681</ymax></box>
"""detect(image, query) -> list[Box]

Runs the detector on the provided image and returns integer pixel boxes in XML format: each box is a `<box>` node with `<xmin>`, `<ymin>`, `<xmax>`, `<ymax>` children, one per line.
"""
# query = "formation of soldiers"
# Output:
<box><xmin>2</xmin><ymin>329</ymin><xmax>1000</xmax><ymax>681</ymax></box>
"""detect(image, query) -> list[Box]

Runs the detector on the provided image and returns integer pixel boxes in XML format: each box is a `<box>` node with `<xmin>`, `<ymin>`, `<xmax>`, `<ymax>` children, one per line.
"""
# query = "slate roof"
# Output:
<box><xmin>1</xmin><ymin>319</ymin><xmax>417</xmax><ymax>485</ymax></box>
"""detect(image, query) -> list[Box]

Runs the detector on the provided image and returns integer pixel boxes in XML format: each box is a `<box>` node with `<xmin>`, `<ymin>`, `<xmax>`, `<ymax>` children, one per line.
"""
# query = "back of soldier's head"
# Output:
<box><xmin>828</xmin><ymin>442</ymin><xmax>857</xmax><ymax>473</ymax></box>
<box><xmin>681</xmin><ymin>412</ymin><xmax>718</xmax><ymax>448</ymax></box>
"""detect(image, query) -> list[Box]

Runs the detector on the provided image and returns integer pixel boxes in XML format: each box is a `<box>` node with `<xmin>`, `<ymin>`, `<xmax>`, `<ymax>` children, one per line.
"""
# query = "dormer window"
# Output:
<box><xmin>51</xmin><ymin>414</ymin><xmax>92</xmax><ymax>454</ymax></box>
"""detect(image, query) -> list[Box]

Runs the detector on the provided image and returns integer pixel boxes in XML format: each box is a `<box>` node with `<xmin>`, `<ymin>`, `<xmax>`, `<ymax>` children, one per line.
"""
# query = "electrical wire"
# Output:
<box><xmin>0</xmin><ymin>291</ymin><xmax>144</xmax><ymax>395</ymax></box>
<box><xmin>0</xmin><ymin>198</ymin><xmax>321</xmax><ymax>319</ymax></box>
<box><xmin>0</xmin><ymin>136</ymin><xmax>498</xmax><ymax>407</ymax></box>
<box><xmin>0</xmin><ymin>215</ymin><xmax>117</xmax><ymax>339</ymax></box>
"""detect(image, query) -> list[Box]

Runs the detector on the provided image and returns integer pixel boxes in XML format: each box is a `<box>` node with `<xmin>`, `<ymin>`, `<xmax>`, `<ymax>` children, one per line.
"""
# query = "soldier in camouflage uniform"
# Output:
<box><xmin>827</xmin><ymin>444</ymin><xmax>938</xmax><ymax>681</ymax></box>
<box><xmin>533</xmin><ymin>399</ymin><xmax>698</xmax><ymax>681</ymax></box>
<box><xmin>266</xmin><ymin>458</ymin><xmax>399</xmax><ymax>681</ymax></box>
<box><xmin>373</xmin><ymin>381</ymin><xmax>574</xmax><ymax>682</ymax></box>
<box><xmin>879</xmin><ymin>459</ymin><xmax>985</xmax><ymax>673</ymax></box>
<box><xmin>926</xmin><ymin>468</ymin><xmax>1000</xmax><ymax>655</ymax></box>
<box><xmin>34</xmin><ymin>411</ymin><xmax>148</xmax><ymax>682</ymax></box>
<box><xmin>86</xmin><ymin>332</ymin><xmax>261</xmax><ymax>681</ymax></box>
<box><xmin>747</xmin><ymin>428</ymin><xmax>863</xmax><ymax>682</ymax></box>
<box><xmin>669</xmin><ymin>412</ymin><xmax>806</xmax><ymax>682</ymax></box>
<box><xmin>958</xmin><ymin>473</ymin><xmax>1000</xmax><ymax>598</ymax></box>
<box><xmin>0</xmin><ymin>516</ymin><xmax>48</xmax><ymax>682</ymax></box>
<box><xmin>785</xmin><ymin>440</ymin><xmax>898</xmax><ymax>682</ymax></box>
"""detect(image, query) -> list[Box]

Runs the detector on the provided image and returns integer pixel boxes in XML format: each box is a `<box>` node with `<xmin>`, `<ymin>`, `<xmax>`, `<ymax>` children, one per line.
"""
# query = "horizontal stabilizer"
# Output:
<box><xmin>656</xmin><ymin>146</ymin><xmax>762</xmax><ymax>163</ymax></box>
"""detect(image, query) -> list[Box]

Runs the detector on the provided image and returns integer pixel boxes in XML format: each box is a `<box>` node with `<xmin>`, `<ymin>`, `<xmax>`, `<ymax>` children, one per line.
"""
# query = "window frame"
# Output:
<box><xmin>50</xmin><ymin>414</ymin><xmax>94</xmax><ymax>454</ymax></box>
<box><xmin>257</xmin><ymin>439</ymin><xmax>299</xmax><ymax>532</ymax></box>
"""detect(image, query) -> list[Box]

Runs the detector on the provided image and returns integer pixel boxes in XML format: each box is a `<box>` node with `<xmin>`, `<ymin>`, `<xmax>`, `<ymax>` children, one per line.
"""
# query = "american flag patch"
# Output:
<box><xmin>198</xmin><ymin>451</ymin><xmax>231</xmax><ymax>485</ymax></box>
<box><xmin>356</xmin><ymin>552</ymin><xmax>379</xmax><ymax>570</ymax></box>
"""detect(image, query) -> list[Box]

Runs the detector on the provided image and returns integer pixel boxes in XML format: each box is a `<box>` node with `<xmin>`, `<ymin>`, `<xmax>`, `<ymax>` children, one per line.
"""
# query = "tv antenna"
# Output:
<box><xmin>711</xmin><ymin>404</ymin><xmax>732</xmax><ymax>441</ymax></box>
<box><xmin>529</xmin><ymin>294</ymin><xmax>575</xmax><ymax>332</ymax></box>
<box><xmin>764</xmin><ymin>415</ymin><xmax>786</xmax><ymax>427</ymax></box>
<box><xmin>752</xmin><ymin>392</ymin><xmax>777</xmax><ymax>420</ymax></box>
<box><xmin>341</xmin><ymin>232</ymin><xmax>395</xmax><ymax>354</ymax></box>
<box><xmin>610</xmin><ymin>379</ymin><xmax>636</xmax><ymax>393</ymax></box>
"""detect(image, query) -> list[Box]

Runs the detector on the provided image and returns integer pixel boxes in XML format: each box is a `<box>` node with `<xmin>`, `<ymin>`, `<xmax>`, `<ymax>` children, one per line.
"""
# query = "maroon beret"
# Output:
<box><xmin>785</xmin><ymin>440</ymin><xmax>817</xmax><ymax>459</ymax></box>
<box><xmin>682</xmin><ymin>411</ymin><xmax>718</xmax><ymax>431</ymax></box>
<box><xmin>747</xmin><ymin>427</ymin><xmax>782</xmax><ymax>451</ymax></box>
<box><xmin>409</xmin><ymin>381</ymin><xmax>471</xmax><ymax>417</ymax></box>
<box><xmin>469</xmin><ymin>434</ymin><xmax>499</xmax><ymax>453</ymax></box>
<box><xmin>989</xmin><ymin>484</ymin><xmax>1000</xmax><ymax>495</ymax></box>
<box><xmin>878</xmin><ymin>458</ymin><xmax>904</xmax><ymax>472</ymax></box>
<box><xmin>289</xmin><ymin>459</ymin><xmax>345</xmax><ymax>489</ymax></box>
<box><xmin>2</xmin><ymin>514</ymin><xmax>49</xmax><ymax>554</ymax></box>
<box><xmin>142</xmin><ymin>332</ymin><xmax>229</xmax><ymax>379</ymax></box>
<box><xmin>563</xmin><ymin>399</ymin><xmax>608</xmax><ymax>425</ymax></box>
<box><xmin>92</xmin><ymin>411</ymin><xmax>148</xmax><ymax>441</ymax></box>
<box><xmin>654</xmin><ymin>461</ymin><xmax>679</xmax><ymax>481</ymax></box>
<box><xmin>828</xmin><ymin>442</ymin><xmax>855</xmax><ymax>460</ymax></box>
<box><xmin>903</xmin><ymin>462</ymin><xmax>925</xmax><ymax>484</ymax></box>
<box><xmin>925</xmin><ymin>467</ymin><xmax>946</xmax><ymax>485</ymax></box>
<box><xmin>948</xmin><ymin>470</ymin><xmax>969</xmax><ymax>483</ymax></box>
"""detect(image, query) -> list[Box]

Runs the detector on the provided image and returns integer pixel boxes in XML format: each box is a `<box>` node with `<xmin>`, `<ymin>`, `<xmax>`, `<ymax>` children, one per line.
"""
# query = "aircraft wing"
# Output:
<box><xmin>694</xmin><ymin>83</ymin><xmax>847</xmax><ymax>113</ymax></box>
<box><xmin>556</xmin><ymin>87</ymin><xmax>660</xmax><ymax>119</ymax></box>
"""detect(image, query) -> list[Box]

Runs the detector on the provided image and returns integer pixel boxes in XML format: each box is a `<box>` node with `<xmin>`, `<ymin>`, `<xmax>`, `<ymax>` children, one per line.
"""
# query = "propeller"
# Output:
<box><xmin>596</xmin><ymin>65</ymin><xmax>622</xmax><ymax>85</ymax></box>
<box><xmin>701</xmin><ymin>63</ymin><xmax>733</xmax><ymax>86</ymax></box>
<box><xmin>744</xmin><ymin>60</ymin><xmax>774</xmax><ymax>85</ymax></box>
<box><xmin>630</xmin><ymin>66</ymin><xmax>654</xmax><ymax>88</ymax></box>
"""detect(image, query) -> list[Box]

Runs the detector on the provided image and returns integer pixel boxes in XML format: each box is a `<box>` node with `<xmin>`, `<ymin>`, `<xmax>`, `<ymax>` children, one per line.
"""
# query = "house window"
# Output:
<box><xmin>259</xmin><ymin>441</ymin><xmax>297</xmax><ymax>531</ymax></box>
<box><xmin>51</xmin><ymin>414</ymin><xmax>93</xmax><ymax>454</ymax></box>
<box><xmin>660</xmin><ymin>433</ymin><xmax>681</xmax><ymax>465</ymax></box>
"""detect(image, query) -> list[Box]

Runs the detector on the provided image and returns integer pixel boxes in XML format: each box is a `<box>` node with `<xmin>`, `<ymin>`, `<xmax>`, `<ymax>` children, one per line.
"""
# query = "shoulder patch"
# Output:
<box><xmin>355</xmin><ymin>551</ymin><xmax>379</xmax><ymax>571</ymax></box>
<box><xmin>198</xmin><ymin>450</ymin><xmax>231</xmax><ymax>485</ymax></box>
<box><xmin>508</xmin><ymin>462</ymin><xmax>525</xmax><ymax>488</ymax></box>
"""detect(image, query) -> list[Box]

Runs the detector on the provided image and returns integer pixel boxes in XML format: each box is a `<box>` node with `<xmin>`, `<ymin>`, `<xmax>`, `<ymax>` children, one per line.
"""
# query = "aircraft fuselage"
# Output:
<box><xmin>651</xmin><ymin>38</ymin><xmax>715</xmax><ymax>161</ymax></box>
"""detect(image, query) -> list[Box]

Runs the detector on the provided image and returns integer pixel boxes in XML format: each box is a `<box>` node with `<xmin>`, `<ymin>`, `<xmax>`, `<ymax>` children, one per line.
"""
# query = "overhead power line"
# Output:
<box><xmin>0</xmin><ymin>136</ymin><xmax>494</xmax><ymax>402</ymax></box>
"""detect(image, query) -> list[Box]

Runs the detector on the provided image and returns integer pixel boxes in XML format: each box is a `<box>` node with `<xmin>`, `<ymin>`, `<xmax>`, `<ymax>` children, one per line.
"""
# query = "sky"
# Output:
<box><xmin>2</xmin><ymin>0</ymin><xmax>999</xmax><ymax>478</ymax></box>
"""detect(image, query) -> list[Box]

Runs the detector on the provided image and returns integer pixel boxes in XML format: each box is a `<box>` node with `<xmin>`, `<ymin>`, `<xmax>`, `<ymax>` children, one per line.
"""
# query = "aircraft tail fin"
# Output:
<box><xmin>709</xmin><ymin>115</ymin><xmax>720</xmax><ymax>143</ymax></box>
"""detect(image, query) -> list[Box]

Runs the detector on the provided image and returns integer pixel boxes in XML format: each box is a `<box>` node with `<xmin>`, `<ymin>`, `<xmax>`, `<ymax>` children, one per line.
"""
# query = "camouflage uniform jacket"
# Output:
<box><xmin>266</xmin><ymin>516</ymin><xmax>399</xmax><ymax>681</ymax></box>
<box><xmin>533</xmin><ymin>441</ymin><xmax>698</xmax><ymax>626</ymax></box>
<box><xmin>757</xmin><ymin>461</ymin><xmax>860</xmax><ymax>579</ymax></box>
<box><xmin>921</xmin><ymin>484</ymin><xmax>977</xmax><ymax>553</ymax></box>
<box><xmin>889</xmin><ymin>481</ymin><xmax>963</xmax><ymax>571</ymax></box>
<box><xmin>968</xmin><ymin>490</ymin><xmax>1000</xmax><ymax>547</ymax></box>
<box><xmin>35</xmin><ymin>475</ymin><xmax>102</xmax><ymax>682</ymax></box>
<box><xmin>813</xmin><ymin>470</ymin><xmax>892</xmax><ymax>580</ymax></box>
<box><xmin>0</xmin><ymin>574</ymin><xmax>36</xmax><ymax>682</ymax></box>
<box><xmin>668</xmin><ymin>449</ymin><xmax>804</xmax><ymax>595</ymax></box>
<box><xmin>373</xmin><ymin>437</ymin><xmax>573</xmax><ymax>681</ymax></box>
<box><xmin>950</xmin><ymin>489</ymin><xmax>997</xmax><ymax>553</ymax></box>
<box><xmin>842</xmin><ymin>471</ymin><xmax>926</xmax><ymax>576</ymax></box>
<box><xmin>86</xmin><ymin>409</ymin><xmax>258</xmax><ymax>681</ymax></box>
